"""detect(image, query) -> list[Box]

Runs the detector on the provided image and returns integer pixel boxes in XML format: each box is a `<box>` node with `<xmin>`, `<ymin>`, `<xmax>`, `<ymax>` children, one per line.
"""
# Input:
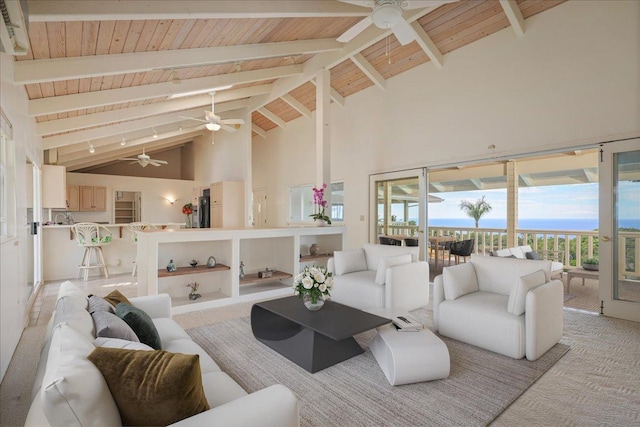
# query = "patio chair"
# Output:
<box><xmin>404</xmin><ymin>238</ymin><xmax>419</xmax><ymax>247</ymax></box>
<box><xmin>379</xmin><ymin>236</ymin><xmax>402</xmax><ymax>246</ymax></box>
<box><xmin>449</xmin><ymin>239</ymin><xmax>475</xmax><ymax>265</ymax></box>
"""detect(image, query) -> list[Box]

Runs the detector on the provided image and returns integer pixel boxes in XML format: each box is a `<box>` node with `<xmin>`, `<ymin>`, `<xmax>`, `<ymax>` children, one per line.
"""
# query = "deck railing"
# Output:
<box><xmin>379</xmin><ymin>224</ymin><xmax>639</xmax><ymax>279</ymax></box>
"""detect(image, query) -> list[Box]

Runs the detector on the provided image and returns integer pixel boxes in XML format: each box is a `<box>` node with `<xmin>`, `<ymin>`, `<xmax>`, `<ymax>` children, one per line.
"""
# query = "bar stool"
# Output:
<box><xmin>127</xmin><ymin>222</ymin><xmax>157</xmax><ymax>276</ymax></box>
<box><xmin>73</xmin><ymin>222</ymin><xmax>112</xmax><ymax>281</ymax></box>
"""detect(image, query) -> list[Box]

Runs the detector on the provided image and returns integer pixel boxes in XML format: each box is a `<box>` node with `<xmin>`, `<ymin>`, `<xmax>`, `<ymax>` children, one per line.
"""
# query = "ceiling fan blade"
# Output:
<box><xmin>219</xmin><ymin>118</ymin><xmax>245</xmax><ymax>125</ymax></box>
<box><xmin>179</xmin><ymin>116</ymin><xmax>207</xmax><ymax>123</ymax></box>
<box><xmin>148</xmin><ymin>161</ymin><xmax>163</xmax><ymax>167</ymax></box>
<box><xmin>392</xmin><ymin>18</ymin><xmax>416</xmax><ymax>45</ymax></box>
<box><xmin>402</xmin><ymin>0</ymin><xmax>459</xmax><ymax>10</ymax></box>
<box><xmin>338</xmin><ymin>0</ymin><xmax>373</xmax><ymax>6</ymax></box>
<box><xmin>120</xmin><ymin>158</ymin><xmax>139</xmax><ymax>161</ymax></box>
<box><xmin>219</xmin><ymin>124</ymin><xmax>237</xmax><ymax>133</ymax></box>
<box><xmin>149</xmin><ymin>159</ymin><xmax>168</xmax><ymax>165</ymax></box>
<box><xmin>337</xmin><ymin>16</ymin><xmax>372</xmax><ymax>43</ymax></box>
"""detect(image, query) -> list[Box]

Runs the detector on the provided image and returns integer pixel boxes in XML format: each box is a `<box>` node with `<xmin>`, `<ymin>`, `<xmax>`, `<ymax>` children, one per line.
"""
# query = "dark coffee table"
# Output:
<box><xmin>251</xmin><ymin>296</ymin><xmax>390</xmax><ymax>373</ymax></box>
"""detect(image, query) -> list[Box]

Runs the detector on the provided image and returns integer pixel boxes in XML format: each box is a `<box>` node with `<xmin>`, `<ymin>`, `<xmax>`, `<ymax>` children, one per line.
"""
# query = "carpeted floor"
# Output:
<box><xmin>187</xmin><ymin>312</ymin><xmax>569</xmax><ymax>426</ymax></box>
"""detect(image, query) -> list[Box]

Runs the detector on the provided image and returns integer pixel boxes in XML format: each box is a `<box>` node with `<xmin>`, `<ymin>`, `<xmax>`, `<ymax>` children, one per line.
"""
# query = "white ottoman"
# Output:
<box><xmin>369</xmin><ymin>323</ymin><xmax>450</xmax><ymax>386</ymax></box>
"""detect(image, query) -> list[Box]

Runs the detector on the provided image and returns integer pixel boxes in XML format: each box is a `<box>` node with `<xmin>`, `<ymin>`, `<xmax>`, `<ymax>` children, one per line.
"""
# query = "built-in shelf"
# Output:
<box><xmin>172</xmin><ymin>290</ymin><xmax>231</xmax><ymax>307</ymax></box>
<box><xmin>300</xmin><ymin>253</ymin><xmax>333</xmax><ymax>262</ymax></box>
<box><xmin>239</xmin><ymin>270</ymin><xmax>292</xmax><ymax>285</ymax></box>
<box><xmin>158</xmin><ymin>263</ymin><xmax>230</xmax><ymax>278</ymax></box>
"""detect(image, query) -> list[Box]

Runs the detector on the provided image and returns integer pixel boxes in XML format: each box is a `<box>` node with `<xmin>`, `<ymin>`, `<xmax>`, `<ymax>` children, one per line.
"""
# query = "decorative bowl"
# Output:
<box><xmin>581</xmin><ymin>262</ymin><xmax>598</xmax><ymax>271</ymax></box>
<box><xmin>189</xmin><ymin>260</ymin><xmax>198</xmax><ymax>268</ymax></box>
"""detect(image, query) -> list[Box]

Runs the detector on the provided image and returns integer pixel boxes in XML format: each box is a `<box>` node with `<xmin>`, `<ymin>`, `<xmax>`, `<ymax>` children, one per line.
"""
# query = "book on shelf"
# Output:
<box><xmin>391</xmin><ymin>315</ymin><xmax>423</xmax><ymax>332</ymax></box>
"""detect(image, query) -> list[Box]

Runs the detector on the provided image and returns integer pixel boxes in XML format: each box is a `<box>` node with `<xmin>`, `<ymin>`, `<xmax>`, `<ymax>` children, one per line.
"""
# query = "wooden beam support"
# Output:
<box><xmin>410</xmin><ymin>22</ymin><xmax>443</xmax><ymax>69</ymax></box>
<box><xmin>257</xmin><ymin>108</ymin><xmax>287</xmax><ymax>129</ymax></box>
<box><xmin>252</xmin><ymin>124</ymin><xmax>268</xmax><ymax>139</ymax></box>
<box><xmin>28</xmin><ymin>1</ymin><xmax>369</xmax><ymax>22</ymax></box>
<box><xmin>310</xmin><ymin>79</ymin><xmax>345</xmax><ymax>107</ymax></box>
<box><xmin>281</xmin><ymin>94</ymin><xmax>312</xmax><ymax>119</ymax></box>
<box><xmin>28</xmin><ymin>66</ymin><xmax>296</xmax><ymax>116</ymax></box>
<box><xmin>15</xmin><ymin>39</ymin><xmax>340</xmax><ymax>85</ymax></box>
<box><xmin>38</xmin><ymin>97</ymin><xmax>249</xmax><ymax>139</ymax></box>
<box><xmin>499</xmin><ymin>0</ymin><xmax>525</xmax><ymax>37</ymax></box>
<box><xmin>350</xmin><ymin>53</ymin><xmax>386</xmax><ymax>91</ymax></box>
<box><xmin>316</xmin><ymin>68</ymin><xmax>331</xmax><ymax>208</ymax></box>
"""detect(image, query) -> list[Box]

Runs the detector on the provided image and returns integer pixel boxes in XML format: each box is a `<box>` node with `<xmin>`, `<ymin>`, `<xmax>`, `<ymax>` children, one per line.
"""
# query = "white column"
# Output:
<box><xmin>506</xmin><ymin>161</ymin><xmax>519</xmax><ymax>247</ymax></box>
<box><xmin>315</xmin><ymin>68</ymin><xmax>331</xmax><ymax>210</ymax></box>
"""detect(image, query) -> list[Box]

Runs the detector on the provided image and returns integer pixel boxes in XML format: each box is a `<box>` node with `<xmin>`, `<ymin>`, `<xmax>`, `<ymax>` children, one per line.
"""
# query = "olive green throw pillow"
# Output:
<box><xmin>102</xmin><ymin>289</ymin><xmax>132</xmax><ymax>307</ymax></box>
<box><xmin>115</xmin><ymin>303</ymin><xmax>162</xmax><ymax>350</ymax></box>
<box><xmin>88</xmin><ymin>347</ymin><xmax>210</xmax><ymax>426</ymax></box>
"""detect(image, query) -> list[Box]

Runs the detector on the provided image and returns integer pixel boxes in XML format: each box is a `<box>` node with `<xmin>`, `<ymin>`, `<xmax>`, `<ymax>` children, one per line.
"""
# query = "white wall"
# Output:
<box><xmin>252</xmin><ymin>0</ymin><xmax>640</xmax><ymax>250</ymax></box>
<box><xmin>0</xmin><ymin>52</ymin><xmax>43</xmax><ymax>381</ymax></box>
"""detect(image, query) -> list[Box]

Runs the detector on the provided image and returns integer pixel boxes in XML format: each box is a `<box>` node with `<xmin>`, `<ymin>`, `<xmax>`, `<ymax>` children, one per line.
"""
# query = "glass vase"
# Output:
<box><xmin>303</xmin><ymin>293</ymin><xmax>324</xmax><ymax>311</ymax></box>
<box><xmin>185</xmin><ymin>215</ymin><xmax>192</xmax><ymax>229</ymax></box>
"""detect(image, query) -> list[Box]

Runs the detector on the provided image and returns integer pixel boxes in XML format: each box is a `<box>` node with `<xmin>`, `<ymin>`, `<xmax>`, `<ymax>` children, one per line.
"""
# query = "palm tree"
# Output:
<box><xmin>459</xmin><ymin>196</ymin><xmax>492</xmax><ymax>228</ymax></box>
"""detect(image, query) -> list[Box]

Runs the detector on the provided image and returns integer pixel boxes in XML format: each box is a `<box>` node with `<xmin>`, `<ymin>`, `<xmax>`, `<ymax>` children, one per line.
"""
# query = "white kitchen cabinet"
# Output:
<box><xmin>209</xmin><ymin>181</ymin><xmax>244</xmax><ymax>228</ymax></box>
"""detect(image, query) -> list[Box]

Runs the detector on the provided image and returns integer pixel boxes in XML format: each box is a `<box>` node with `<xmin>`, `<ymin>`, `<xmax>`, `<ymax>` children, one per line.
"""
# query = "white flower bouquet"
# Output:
<box><xmin>293</xmin><ymin>265</ymin><xmax>334</xmax><ymax>304</ymax></box>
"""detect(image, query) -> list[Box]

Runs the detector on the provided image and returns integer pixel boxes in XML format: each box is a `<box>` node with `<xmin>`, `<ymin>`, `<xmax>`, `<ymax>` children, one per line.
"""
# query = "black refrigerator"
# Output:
<box><xmin>198</xmin><ymin>196</ymin><xmax>210</xmax><ymax>228</ymax></box>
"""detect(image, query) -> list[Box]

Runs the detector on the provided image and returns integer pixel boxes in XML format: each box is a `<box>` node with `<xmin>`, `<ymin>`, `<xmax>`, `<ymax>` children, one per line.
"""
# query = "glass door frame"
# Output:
<box><xmin>369</xmin><ymin>168</ymin><xmax>428</xmax><ymax>260</ymax></box>
<box><xmin>598</xmin><ymin>138</ymin><xmax>640</xmax><ymax>322</ymax></box>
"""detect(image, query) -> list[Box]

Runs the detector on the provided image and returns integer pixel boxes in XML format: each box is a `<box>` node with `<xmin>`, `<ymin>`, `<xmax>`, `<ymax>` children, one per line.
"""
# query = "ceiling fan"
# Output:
<box><xmin>337</xmin><ymin>0</ymin><xmax>457</xmax><ymax>45</ymax></box>
<box><xmin>180</xmin><ymin>92</ymin><xmax>245</xmax><ymax>133</ymax></box>
<box><xmin>119</xmin><ymin>147</ymin><xmax>168</xmax><ymax>168</ymax></box>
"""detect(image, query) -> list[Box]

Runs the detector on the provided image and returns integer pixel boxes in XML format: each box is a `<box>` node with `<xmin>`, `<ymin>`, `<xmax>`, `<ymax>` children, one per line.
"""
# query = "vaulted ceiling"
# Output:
<box><xmin>5</xmin><ymin>0</ymin><xmax>565</xmax><ymax>171</ymax></box>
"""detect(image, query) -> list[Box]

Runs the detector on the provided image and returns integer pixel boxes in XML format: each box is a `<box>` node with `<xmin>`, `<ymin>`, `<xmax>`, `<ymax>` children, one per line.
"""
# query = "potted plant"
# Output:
<box><xmin>293</xmin><ymin>265</ymin><xmax>334</xmax><ymax>311</ymax></box>
<box><xmin>582</xmin><ymin>258</ymin><xmax>599</xmax><ymax>271</ymax></box>
<box><xmin>309</xmin><ymin>183</ymin><xmax>332</xmax><ymax>226</ymax></box>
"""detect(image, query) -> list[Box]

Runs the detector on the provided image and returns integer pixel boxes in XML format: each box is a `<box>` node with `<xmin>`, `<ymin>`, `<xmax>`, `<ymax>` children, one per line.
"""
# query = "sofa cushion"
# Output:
<box><xmin>333</xmin><ymin>248</ymin><xmax>367</xmax><ymax>275</ymax></box>
<box><xmin>201</xmin><ymin>371</ymin><xmax>248</xmax><ymax>408</ymax></box>
<box><xmin>494</xmin><ymin>248</ymin><xmax>511</xmax><ymax>257</ymax></box>
<box><xmin>374</xmin><ymin>254</ymin><xmax>412</xmax><ymax>285</ymax></box>
<box><xmin>329</xmin><ymin>270</ymin><xmax>384</xmax><ymax>310</ymax></box>
<box><xmin>509</xmin><ymin>247</ymin><xmax>525</xmax><ymax>259</ymax></box>
<box><xmin>87</xmin><ymin>347</ymin><xmax>210</xmax><ymax>426</ymax></box>
<box><xmin>57</xmin><ymin>281</ymin><xmax>89</xmax><ymax>310</ymax></box>
<box><xmin>153</xmin><ymin>317</ymin><xmax>193</xmax><ymax>342</ymax></box>
<box><xmin>41</xmin><ymin>324</ymin><xmax>121</xmax><ymax>427</ymax></box>
<box><xmin>52</xmin><ymin>295</ymin><xmax>95</xmax><ymax>340</ymax></box>
<box><xmin>88</xmin><ymin>295</ymin><xmax>115</xmax><ymax>314</ymax></box>
<box><xmin>103</xmin><ymin>289</ymin><xmax>132</xmax><ymax>307</ymax></box>
<box><xmin>470</xmin><ymin>254</ymin><xmax>552</xmax><ymax>296</ymax></box>
<box><xmin>94</xmin><ymin>337</ymin><xmax>153</xmax><ymax>351</ymax></box>
<box><xmin>363</xmin><ymin>243</ymin><xmax>418</xmax><ymax>271</ymax></box>
<box><xmin>443</xmin><ymin>262</ymin><xmax>479</xmax><ymax>301</ymax></box>
<box><xmin>115</xmin><ymin>303</ymin><xmax>162</xmax><ymax>350</ymax></box>
<box><xmin>507</xmin><ymin>269</ymin><xmax>547</xmax><ymax>316</ymax></box>
<box><xmin>525</xmin><ymin>251</ymin><xmax>542</xmax><ymax>260</ymax></box>
<box><xmin>162</xmin><ymin>338</ymin><xmax>221</xmax><ymax>373</ymax></box>
<box><xmin>91</xmin><ymin>310</ymin><xmax>140</xmax><ymax>342</ymax></box>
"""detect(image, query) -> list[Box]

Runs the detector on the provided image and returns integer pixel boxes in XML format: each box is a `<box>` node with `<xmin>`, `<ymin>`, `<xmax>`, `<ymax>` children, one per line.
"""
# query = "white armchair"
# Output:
<box><xmin>433</xmin><ymin>254</ymin><xmax>563</xmax><ymax>361</ymax></box>
<box><xmin>327</xmin><ymin>243</ymin><xmax>429</xmax><ymax>311</ymax></box>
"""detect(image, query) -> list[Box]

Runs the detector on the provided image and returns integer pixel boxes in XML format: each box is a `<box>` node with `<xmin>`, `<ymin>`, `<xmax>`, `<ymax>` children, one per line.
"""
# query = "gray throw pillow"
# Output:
<box><xmin>526</xmin><ymin>251</ymin><xmax>542</xmax><ymax>260</ymax></box>
<box><xmin>115</xmin><ymin>303</ymin><xmax>162</xmax><ymax>350</ymax></box>
<box><xmin>88</xmin><ymin>295</ymin><xmax>115</xmax><ymax>314</ymax></box>
<box><xmin>91</xmin><ymin>310</ymin><xmax>140</xmax><ymax>342</ymax></box>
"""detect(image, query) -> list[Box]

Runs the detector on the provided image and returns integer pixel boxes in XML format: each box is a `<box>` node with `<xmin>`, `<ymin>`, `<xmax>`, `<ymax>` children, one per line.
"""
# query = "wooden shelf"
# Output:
<box><xmin>300</xmin><ymin>253</ymin><xmax>333</xmax><ymax>262</ymax></box>
<box><xmin>158</xmin><ymin>263</ymin><xmax>230</xmax><ymax>278</ymax></box>
<box><xmin>239</xmin><ymin>270</ymin><xmax>292</xmax><ymax>286</ymax></box>
<box><xmin>172</xmin><ymin>290</ymin><xmax>231</xmax><ymax>307</ymax></box>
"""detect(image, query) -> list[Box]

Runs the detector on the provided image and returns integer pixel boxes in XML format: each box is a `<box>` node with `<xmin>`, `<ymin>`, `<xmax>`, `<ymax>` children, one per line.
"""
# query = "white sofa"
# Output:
<box><xmin>433</xmin><ymin>254</ymin><xmax>563</xmax><ymax>361</ymax></box>
<box><xmin>493</xmin><ymin>245</ymin><xmax>564</xmax><ymax>275</ymax></box>
<box><xmin>327</xmin><ymin>243</ymin><xmax>429</xmax><ymax>311</ymax></box>
<box><xmin>25</xmin><ymin>281</ymin><xmax>299</xmax><ymax>427</ymax></box>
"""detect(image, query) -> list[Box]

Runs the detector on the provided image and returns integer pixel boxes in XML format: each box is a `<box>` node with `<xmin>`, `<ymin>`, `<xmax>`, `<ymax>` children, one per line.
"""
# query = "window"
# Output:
<box><xmin>0</xmin><ymin>111</ymin><xmax>15</xmax><ymax>239</ymax></box>
<box><xmin>289</xmin><ymin>181</ymin><xmax>344</xmax><ymax>223</ymax></box>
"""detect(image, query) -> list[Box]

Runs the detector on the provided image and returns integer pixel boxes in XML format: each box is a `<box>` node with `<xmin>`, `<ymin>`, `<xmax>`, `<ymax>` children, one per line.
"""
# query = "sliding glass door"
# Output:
<box><xmin>369</xmin><ymin>169</ymin><xmax>427</xmax><ymax>259</ymax></box>
<box><xmin>599</xmin><ymin>139</ymin><xmax>640</xmax><ymax>322</ymax></box>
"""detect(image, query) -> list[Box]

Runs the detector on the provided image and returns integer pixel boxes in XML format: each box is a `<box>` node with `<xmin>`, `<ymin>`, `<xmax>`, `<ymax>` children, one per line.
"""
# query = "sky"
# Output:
<box><xmin>391</xmin><ymin>181</ymin><xmax>640</xmax><ymax>220</ymax></box>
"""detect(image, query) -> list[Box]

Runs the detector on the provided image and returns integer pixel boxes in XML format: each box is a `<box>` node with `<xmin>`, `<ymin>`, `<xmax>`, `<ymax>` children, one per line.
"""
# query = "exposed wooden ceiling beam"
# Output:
<box><xmin>14</xmin><ymin>39</ymin><xmax>340</xmax><ymax>85</ymax></box>
<box><xmin>28</xmin><ymin>1</ymin><xmax>370</xmax><ymax>22</ymax></box>
<box><xmin>519</xmin><ymin>174</ymin><xmax>534</xmax><ymax>187</ymax></box>
<box><xmin>583</xmin><ymin>168</ymin><xmax>598</xmax><ymax>183</ymax></box>
<box><xmin>28</xmin><ymin>66</ymin><xmax>297</xmax><ymax>116</ymax></box>
<box><xmin>499</xmin><ymin>0</ymin><xmax>525</xmax><ymax>37</ymax></box>
<box><xmin>247</xmin><ymin>7</ymin><xmax>437</xmax><ymax>112</ymax></box>
<box><xmin>310</xmin><ymin>79</ymin><xmax>345</xmax><ymax>107</ymax></box>
<box><xmin>41</xmin><ymin>99</ymin><xmax>249</xmax><ymax>148</ymax></box>
<box><xmin>350</xmin><ymin>53</ymin><xmax>386</xmax><ymax>91</ymax></box>
<box><xmin>410</xmin><ymin>21</ymin><xmax>443</xmax><ymax>69</ymax></box>
<box><xmin>281</xmin><ymin>94</ymin><xmax>312</xmax><ymax>119</ymax></box>
<box><xmin>252</xmin><ymin>124</ymin><xmax>268</xmax><ymax>139</ymax></box>
<box><xmin>59</xmin><ymin>130</ymin><xmax>203</xmax><ymax>167</ymax></box>
<box><xmin>257</xmin><ymin>108</ymin><xmax>287</xmax><ymax>129</ymax></box>
<box><xmin>36</xmin><ymin>84</ymin><xmax>271</xmax><ymax>135</ymax></box>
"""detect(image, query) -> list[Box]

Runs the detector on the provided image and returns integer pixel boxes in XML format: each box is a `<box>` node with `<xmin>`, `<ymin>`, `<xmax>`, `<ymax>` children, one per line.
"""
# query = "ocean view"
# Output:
<box><xmin>427</xmin><ymin>218</ymin><xmax>640</xmax><ymax>231</ymax></box>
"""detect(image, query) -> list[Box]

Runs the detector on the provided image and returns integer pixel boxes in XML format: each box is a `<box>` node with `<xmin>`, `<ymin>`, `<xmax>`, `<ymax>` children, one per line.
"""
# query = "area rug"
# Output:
<box><xmin>187</xmin><ymin>313</ymin><xmax>569</xmax><ymax>427</ymax></box>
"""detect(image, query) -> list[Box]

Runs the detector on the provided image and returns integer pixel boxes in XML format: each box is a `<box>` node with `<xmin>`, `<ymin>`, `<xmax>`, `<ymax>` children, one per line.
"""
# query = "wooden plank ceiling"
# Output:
<box><xmin>10</xmin><ymin>0</ymin><xmax>565</xmax><ymax>170</ymax></box>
